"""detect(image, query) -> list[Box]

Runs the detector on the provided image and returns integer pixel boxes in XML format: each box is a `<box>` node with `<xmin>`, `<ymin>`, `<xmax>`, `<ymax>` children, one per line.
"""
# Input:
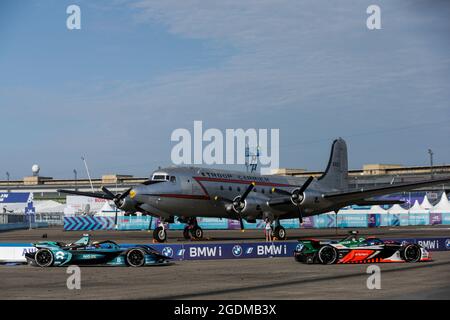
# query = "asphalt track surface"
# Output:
<box><xmin>0</xmin><ymin>226</ymin><xmax>450</xmax><ymax>300</ymax></box>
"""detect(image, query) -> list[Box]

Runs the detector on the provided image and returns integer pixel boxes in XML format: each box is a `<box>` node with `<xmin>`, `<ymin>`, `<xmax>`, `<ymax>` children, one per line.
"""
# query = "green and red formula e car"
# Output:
<box><xmin>294</xmin><ymin>231</ymin><xmax>431</xmax><ymax>264</ymax></box>
<box><xmin>25</xmin><ymin>234</ymin><xmax>171</xmax><ymax>267</ymax></box>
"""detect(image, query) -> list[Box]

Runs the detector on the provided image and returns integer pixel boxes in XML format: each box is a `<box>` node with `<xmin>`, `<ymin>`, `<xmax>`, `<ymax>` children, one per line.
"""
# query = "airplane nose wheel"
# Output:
<box><xmin>153</xmin><ymin>226</ymin><xmax>167</xmax><ymax>243</ymax></box>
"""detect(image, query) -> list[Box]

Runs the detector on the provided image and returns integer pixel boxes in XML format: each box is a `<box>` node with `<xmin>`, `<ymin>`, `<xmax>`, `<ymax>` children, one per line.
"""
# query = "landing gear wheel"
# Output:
<box><xmin>318</xmin><ymin>245</ymin><xmax>338</xmax><ymax>264</ymax></box>
<box><xmin>153</xmin><ymin>226</ymin><xmax>167</xmax><ymax>243</ymax></box>
<box><xmin>272</xmin><ymin>226</ymin><xmax>286</xmax><ymax>240</ymax></box>
<box><xmin>190</xmin><ymin>226</ymin><xmax>203</xmax><ymax>240</ymax></box>
<box><xmin>126</xmin><ymin>248</ymin><xmax>146</xmax><ymax>267</ymax></box>
<box><xmin>183</xmin><ymin>226</ymin><xmax>191</xmax><ymax>240</ymax></box>
<box><xmin>402</xmin><ymin>244</ymin><xmax>422</xmax><ymax>262</ymax></box>
<box><xmin>35</xmin><ymin>248</ymin><xmax>54</xmax><ymax>267</ymax></box>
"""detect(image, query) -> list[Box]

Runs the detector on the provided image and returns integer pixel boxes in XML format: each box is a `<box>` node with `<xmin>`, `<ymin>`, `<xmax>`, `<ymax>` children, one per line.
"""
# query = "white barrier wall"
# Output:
<box><xmin>0</xmin><ymin>245</ymin><xmax>35</xmax><ymax>263</ymax></box>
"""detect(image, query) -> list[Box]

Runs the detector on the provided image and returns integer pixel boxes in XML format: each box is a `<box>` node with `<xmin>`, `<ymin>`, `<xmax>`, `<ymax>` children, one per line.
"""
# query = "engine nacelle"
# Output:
<box><xmin>228</xmin><ymin>197</ymin><xmax>263</xmax><ymax>217</ymax></box>
<box><xmin>118</xmin><ymin>198</ymin><xmax>138</xmax><ymax>212</ymax></box>
<box><xmin>297</xmin><ymin>190</ymin><xmax>323</xmax><ymax>207</ymax></box>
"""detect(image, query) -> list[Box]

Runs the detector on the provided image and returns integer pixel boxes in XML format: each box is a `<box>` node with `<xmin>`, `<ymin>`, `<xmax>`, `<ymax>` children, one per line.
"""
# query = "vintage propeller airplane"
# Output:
<box><xmin>58</xmin><ymin>138</ymin><xmax>450</xmax><ymax>242</ymax></box>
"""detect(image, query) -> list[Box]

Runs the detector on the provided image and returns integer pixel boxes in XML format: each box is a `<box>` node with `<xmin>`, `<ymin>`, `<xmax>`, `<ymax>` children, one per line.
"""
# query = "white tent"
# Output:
<box><xmin>63</xmin><ymin>205</ymin><xmax>77</xmax><ymax>215</ymax></box>
<box><xmin>431</xmin><ymin>192</ymin><xmax>450</xmax><ymax>213</ymax></box>
<box><xmin>34</xmin><ymin>200</ymin><xmax>65</xmax><ymax>213</ymax></box>
<box><xmin>95</xmin><ymin>201</ymin><xmax>120</xmax><ymax>217</ymax></box>
<box><xmin>409</xmin><ymin>200</ymin><xmax>428</xmax><ymax>213</ymax></box>
<box><xmin>420</xmin><ymin>195</ymin><xmax>433</xmax><ymax>210</ymax></box>
<box><xmin>366</xmin><ymin>205</ymin><xmax>388</xmax><ymax>214</ymax></box>
<box><xmin>388</xmin><ymin>204</ymin><xmax>408</xmax><ymax>214</ymax></box>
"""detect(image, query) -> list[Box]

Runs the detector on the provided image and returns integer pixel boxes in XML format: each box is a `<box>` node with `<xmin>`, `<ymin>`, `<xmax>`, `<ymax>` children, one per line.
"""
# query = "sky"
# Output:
<box><xmin>1</xmin><ymin>0</ymin><xmax>449</xmax><ymax>179</ymax></box>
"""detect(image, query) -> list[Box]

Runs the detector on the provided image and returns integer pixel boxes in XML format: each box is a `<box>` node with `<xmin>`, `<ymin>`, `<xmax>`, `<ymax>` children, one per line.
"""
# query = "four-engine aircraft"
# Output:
<box><xmin>59</xmin><ymin>138</ymin><xmax>450</xmax><ymax>242</ymax></box>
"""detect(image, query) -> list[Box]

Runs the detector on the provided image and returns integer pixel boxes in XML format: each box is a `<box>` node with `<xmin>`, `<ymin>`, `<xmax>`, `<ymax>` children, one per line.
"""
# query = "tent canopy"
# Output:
<box><xmin>431</xmin><ymin>192</ymin><xmax>450</xmax><ymax>213</ymax></box>
<box><xmin>420</xmin><ymin>195</ymin><xmax>433</xmax><ymax>210</ymax></box>
<box><xmin>388</xmin><ymin>204</ymin><xmax>408</xmax><ymax>214</ymax></box>
<box><xmin>410</xmin><ymin>200</ymin><xmax>428</xmax><ymax>213</ymax></box>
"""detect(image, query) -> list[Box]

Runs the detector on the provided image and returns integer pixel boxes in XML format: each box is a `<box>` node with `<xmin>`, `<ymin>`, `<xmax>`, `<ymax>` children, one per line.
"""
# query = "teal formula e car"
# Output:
<box><xmin>25</xmin><ymin>234</ymin><xmax>171</xmax><ymax>267</ymax></box>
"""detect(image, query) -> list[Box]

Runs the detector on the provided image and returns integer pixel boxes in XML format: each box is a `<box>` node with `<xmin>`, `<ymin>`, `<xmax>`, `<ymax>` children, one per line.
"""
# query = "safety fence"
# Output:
<box><xmin>0</xmin><ymin>213</ymin><xmax>62</xmax><ymax>231</ymax></box>
<box><xmin>1</xmin><ymin>237</ymin><xmax>449</xmax><ymax>263</ymax></box>
<box><xmin>62</xmin><ymin>212</ymin><xmax>450</xmax><ymax>231</ymax></box>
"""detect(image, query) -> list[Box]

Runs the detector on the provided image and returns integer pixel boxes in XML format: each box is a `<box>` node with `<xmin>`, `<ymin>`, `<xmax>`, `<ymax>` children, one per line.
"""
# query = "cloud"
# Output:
<box><xmin>119</xmin><ymin>0</ymin><xmax>449</xmax><ymax>122</ymax></box>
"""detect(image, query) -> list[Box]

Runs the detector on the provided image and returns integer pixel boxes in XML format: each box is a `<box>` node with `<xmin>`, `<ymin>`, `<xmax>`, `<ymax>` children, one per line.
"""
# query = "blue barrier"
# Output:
<box><xmin>120</xmin><ymin>242</ymin><xmax>294</xmax><ymax>260</ymax></box>
<box><xmin>64</xmin><ymin>212</ymin><xmax>450</xmax><ymax>231</ymax></box>
<box><xmin>64</xmin><ymin>216</ymin><xmax>115</xmax><ymax>231</ymax></box>
<box><xmin>0</xmin><ymin>222</ymin><xmax>48</xmax><ymax>231</ymax></box>
<box><xmin>442</xmin><ymin>213</ymin><xmax>450</xmax><ymax>225</ymax></box>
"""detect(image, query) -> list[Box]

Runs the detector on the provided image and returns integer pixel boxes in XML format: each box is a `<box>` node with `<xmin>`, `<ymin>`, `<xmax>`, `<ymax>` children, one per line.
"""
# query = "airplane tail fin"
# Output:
<box><xmin>317</xmin><ymin>138</ymin><xmax>348</xmax><ymax>191</ymax></box>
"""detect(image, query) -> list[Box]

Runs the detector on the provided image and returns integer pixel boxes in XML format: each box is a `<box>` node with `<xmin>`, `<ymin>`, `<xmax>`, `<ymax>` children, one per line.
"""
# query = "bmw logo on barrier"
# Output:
<box><xmin>232</xmin><ymin>245</ymin><xmax>243</xmax><ymax>257</ymax></box>
<box><xmin>445</xmin><ymin>239</ymin><xmax>450</xmax><ymax>250</ymax></box>
<box><xmin>162</xmin><ymin>247</ymin><xmax>174</xmax><ymax>257</ymax></box>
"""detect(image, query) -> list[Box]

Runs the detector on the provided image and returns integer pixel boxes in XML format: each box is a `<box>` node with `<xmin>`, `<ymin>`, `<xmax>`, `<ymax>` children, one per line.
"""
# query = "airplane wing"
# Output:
<box><xmin>352</xmin><ymin>199</ymin><xmax>405</xmax><ymax>206</ymax></box>
<box><xmin>323</xmin><ymin>177</ymin><xmax>450</xmax><ymax>206</ymax></box>
<box><xmin>57</xmin><ymin>189</ymin><xmax>114</xmax><ymax>200</ymax></box>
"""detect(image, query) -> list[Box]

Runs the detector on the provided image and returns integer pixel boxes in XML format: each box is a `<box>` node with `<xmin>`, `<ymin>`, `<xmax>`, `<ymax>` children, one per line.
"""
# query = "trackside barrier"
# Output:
<box><xmin>0</xmin><ymin>222</ymin><xmax>49</xmax><ymax>232</ymax></box>
<box><xmin>1</xmin><ymin>237</ymin><xmax>450</xmax><ymax>263</ymax></box>
<box><xmin>63</xmin><ymin>213</ymin><xmax>450</xmax><ymax>231</ymax></box>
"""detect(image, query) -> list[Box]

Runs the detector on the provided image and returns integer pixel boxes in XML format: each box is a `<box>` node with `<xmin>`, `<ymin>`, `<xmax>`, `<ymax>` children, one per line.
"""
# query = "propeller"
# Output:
<box><xmin>58</xmin><ymin>187</ymin><xmax>132</xmax><ymax>211</ymax></box>
<box><xmin>101</xmin><ymin>187</ymin><xmax>132</xmax><ymax>227</ymax></box>
<box><xmin>214</xmin><ymin>182</ymin><xmax>256</xmax><ymax>230</ymax></box>
<box><xmin>271</xmin><ymin>176</ymin><xmax>314</xmax><ymax>224</ymax></box>
<box><xmin>101</xmin><ymin>186</ymin><xmax>132</xmax><ymax>208</ymax></box>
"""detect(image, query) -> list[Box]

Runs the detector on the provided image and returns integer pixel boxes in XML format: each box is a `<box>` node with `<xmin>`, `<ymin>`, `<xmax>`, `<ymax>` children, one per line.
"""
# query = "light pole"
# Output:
<box><xmin>6</xmin><ymin>172</ymin><xmax>10</xmax><ymax>192</ymax></box>
<box><xmin>73</xmin><ymin>169</ymin><xmax>78</xmax><ymax>191</ymax></box>
<box><xmin>81</xmin><ymin>156</ymin><xmax>94</xmax><ymax>192</ymax></box>
<box><xmin>428</xmin><ymin>149</ymin><xmax>434</xmax><ymax>180</ymax></box>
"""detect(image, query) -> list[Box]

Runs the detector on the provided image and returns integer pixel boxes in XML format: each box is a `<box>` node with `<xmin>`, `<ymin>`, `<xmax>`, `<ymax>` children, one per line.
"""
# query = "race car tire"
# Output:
<box><xmin>402</xmin><ymin>244</ymin><xmax>422</xmax><ymax>262</ymax></box>
<box><xmin>183</xmin><ymin>226</ymin><xmax>191</xmax><ymax>239</ymax></box>
<box><xmin>126</xmin><ymin>248</ymin><xmax>146</xmax><ymax>267</ymax></box>
<box><xmin>153</xmin><ymin>227</ymin><xmax>167</xmax><ymax>243</ymax></box>
<box><xmin>190</xmin><ymin>226</ymin><xmax>203</xmax><ymax>239</ymax></box>
<box><xmin>35</xmin><ymin>248</ymin><xmax>54</xmax><ymax>267</ymax></box>
<box><xmin>318</xmin><ymin>245</ymin><xmax>338</xmax><ymax>264</ymax></box>
<box><xmin>272</xmin><ymin>226</ymin><xmax>286</xmax><ymax>240</ymax></box>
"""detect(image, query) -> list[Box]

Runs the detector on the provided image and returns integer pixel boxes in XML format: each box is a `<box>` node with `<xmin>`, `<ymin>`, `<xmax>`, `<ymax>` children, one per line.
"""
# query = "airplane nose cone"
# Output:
<box><xmin>129</xmin><ymin>189</ymin><xmax>137</xmax><ymax>199</ymax></box>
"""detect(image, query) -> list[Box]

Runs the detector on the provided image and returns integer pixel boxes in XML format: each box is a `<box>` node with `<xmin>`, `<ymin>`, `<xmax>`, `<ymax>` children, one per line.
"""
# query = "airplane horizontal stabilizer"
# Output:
<box><xmin>323</xmin><ymin>177</ymin><xmax>450</xmax><ymax>205</ymax></box>
<box><xmin>352</xmin><ymin>199</ymin><xmax>405</xmax><ymax>206</ymax></box>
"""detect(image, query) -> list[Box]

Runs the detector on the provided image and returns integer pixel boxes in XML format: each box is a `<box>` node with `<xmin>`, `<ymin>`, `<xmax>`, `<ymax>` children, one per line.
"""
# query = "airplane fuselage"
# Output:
<box><xmin>131</xmin><ymin>166</ymin><xmax>337</xmax><ymax>222</ymax></box>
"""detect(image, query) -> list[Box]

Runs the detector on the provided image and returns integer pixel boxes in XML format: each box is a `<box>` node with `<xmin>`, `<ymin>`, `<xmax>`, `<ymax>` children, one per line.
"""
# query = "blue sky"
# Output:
<box><xmin>1</xmin><ymin>0</ymin><xmax>449</xmax><ymax>179</ymax></box>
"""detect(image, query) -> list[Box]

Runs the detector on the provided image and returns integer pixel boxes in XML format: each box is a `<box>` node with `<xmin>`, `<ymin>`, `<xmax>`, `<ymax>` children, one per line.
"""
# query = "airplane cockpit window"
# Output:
<box><xmin>151</xmin><ymin>172</ymin><xmax>170</xmax><ymax>181</ymax></box>
<box><xmin>170</xmin><ymin>176</ymin><xmax>176</xmax><ymax>183</ymax></box>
